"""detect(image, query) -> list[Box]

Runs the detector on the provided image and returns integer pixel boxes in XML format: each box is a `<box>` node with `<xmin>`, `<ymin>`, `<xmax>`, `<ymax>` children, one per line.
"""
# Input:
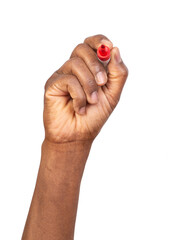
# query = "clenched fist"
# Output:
<box><xmin>43</xmin><ymin>34</ymin><xmax>128</xmax><ymax>143</ymax></box>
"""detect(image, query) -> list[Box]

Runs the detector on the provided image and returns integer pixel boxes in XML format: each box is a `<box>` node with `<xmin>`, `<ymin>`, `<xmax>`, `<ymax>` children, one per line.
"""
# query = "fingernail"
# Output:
<box><xmin>114</xmin><ymin>48</ymin><xmax>122</xmax><ymax>63</ymax></box>
<box><xmin>95</xmin><ymin>71</ymin><xmax>107</xmax><ymax>85</ymax></box>
<box><xmin>91</xmin><ymin>91</ymin><xmax>98</xmax><ymax>103</ymax></box>
<box><xmin>79</xmin><ymin>106</ymin><xmax>86</xmax><ymax>115</ymax></box>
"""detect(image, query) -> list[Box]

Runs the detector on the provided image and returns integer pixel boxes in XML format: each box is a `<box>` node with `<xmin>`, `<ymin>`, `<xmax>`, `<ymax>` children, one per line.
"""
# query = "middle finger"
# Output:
<box><xmin>70</xmin><ymin>43</ymin><xmax>107</xmax><ymax>86</ymax></box>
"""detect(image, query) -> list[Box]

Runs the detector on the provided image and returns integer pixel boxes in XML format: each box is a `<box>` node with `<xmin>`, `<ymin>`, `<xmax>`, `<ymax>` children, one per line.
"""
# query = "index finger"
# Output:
<box><xmin>84</xmin><ymin>34</ymin><xmax>113</xmax><ymax>50</ymax></box>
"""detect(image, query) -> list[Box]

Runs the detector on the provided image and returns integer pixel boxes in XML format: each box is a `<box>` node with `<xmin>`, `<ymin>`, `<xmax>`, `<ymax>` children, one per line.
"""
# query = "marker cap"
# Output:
<box><xmin>97</xmin><ymin>44</ymin><xmax>110</xmax><ymax>61</ymax></box>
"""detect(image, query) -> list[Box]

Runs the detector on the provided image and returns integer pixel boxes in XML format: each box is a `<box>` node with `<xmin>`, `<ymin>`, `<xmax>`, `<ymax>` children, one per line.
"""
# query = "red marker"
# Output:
<box><xmin>97</xmin><ymin>44</ymin><xmax>111</xmax><ymax>67</ymax></box>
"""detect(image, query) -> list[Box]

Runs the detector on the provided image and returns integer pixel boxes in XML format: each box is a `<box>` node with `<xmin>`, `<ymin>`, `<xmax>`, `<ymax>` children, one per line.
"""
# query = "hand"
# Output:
<box><xmin>43</xmin><ymin>34</ymin><xmax>128</xmax><ymax>143</ymax></box>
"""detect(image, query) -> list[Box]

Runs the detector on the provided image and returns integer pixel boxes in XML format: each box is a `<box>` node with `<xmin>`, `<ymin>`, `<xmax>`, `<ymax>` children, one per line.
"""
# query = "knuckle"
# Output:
<box><xmin>75</xmin><ymin>43</ymin><xmax>85</xmax><ymax>52</ymax></box>
<box><xmin>97</xmin><ymin>34</ymin><xmax>107</xmax><ymax>41</ymax></box>
<box><xmin>98</xmin><ymin>35</ymin><xmax>113</xmax><ymax>48</ymax></box>
<box><xmin>84</xmin><ymin>34</ymin><xmax>107</xmax><ymax>42</ymax></box>
<box><xmin>71</xmin><ymin>43</ymin><xmax>85</xmax><ymax>57</ymax></box>
<box><xmin>44</xmin><ymin>78</ymin><xmax>50</xmax><ymax>91</ymax></box>
<box><xmin>87</xmin><ymin>78</ymin><xmax>97</xmax><ymax>92</ymax></box>
<box><xmin>91</xmin><ymin>60</ymin><xmax>104</xmax><ymax>72</ymax></box>
<box><xmin>96</xmin><ymin>34</ymin><xmax>111</xmax><ymax>45</ymax></box>
<box><xmin>75</xmin><ymin>94</ymin><xmax>86</xmax><ymax>106</ymax></box>
<box><xmin>68</xmin><ymin>75</ymin><xmax>78</xmax><ymax>85</ymax></box>
<box><xmin>84</xmin><ymin>37</ymin><xmax>89</xmax><ymax>43</ymax></box>
<box><xmin>44</xmin><ymin>72</ymin><xmax>57</xmax><ymax>91</ymax></box>
<box><xmin>76</xmin><ymin>93</ymin><xmax>86</xmax><ymax>102</ymax></box>
<box><xmin>70</xmin><ymin>56</ymin><xmax>83</xmax><ymax>67</ymax></box>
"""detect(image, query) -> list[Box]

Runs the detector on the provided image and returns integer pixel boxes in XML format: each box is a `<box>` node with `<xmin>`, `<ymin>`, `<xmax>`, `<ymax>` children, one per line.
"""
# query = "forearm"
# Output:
<box><xmin>22</xmin><ymin>34</ymin><xmax>128</xmax><ymax>239</ymax></box>
<box><xmin>22</xmin><ymin>139</ymin><xmax>92</xmax><ymax>240</ymax></box>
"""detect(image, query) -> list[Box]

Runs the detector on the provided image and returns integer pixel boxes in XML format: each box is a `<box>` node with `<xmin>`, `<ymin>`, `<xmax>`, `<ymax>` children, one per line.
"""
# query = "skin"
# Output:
<box><xmin>22</xmin><ymin>34</ymin><xmax>128</xmax><ymax>240</ymax></box>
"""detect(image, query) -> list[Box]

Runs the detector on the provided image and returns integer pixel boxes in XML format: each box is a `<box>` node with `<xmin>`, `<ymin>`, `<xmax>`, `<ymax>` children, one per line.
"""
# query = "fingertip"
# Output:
<box><xmin>90</xmin><ymin>91</ymin><xmax>98</xmax><ymax>104</ymax></box>
<box><xmin>78</xmin><ymin>106</ymin><xmax>86</xmax><ymax>115</ymax></box>
<box><xmin>95</xmin><ymin>71</ymin><xmax>108</xmax><ymax>86</ymax></box>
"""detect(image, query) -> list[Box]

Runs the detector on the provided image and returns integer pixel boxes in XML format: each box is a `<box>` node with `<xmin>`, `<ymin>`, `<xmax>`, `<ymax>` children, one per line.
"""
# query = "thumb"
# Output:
<box><xmin>105</xmin><ymin>47</ymin><xmax>128</xmax><ymax>108</ymax></box>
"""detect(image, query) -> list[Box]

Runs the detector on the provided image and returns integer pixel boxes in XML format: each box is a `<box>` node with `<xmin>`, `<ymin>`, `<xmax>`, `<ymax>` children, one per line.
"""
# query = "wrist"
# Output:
<box><xmin>42</xmin><ymin>138</ymin><xmax>93</xmax><ymax>154</ymax></box>
<box><xmin>39</xmin><ymin>138</ymin><xmax>92</xmax><ymax>185</ymax></box>
<box><xmin>34</xmin><ymin>138</ymin><xmax>93</xmax><ymax>201</ymax></box>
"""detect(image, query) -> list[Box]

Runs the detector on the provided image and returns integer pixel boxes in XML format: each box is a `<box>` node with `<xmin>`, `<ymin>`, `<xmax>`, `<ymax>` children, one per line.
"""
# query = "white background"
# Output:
<box><xmin>0</xmin><ymin>0</ymin><xmax>171</xmax><ymax>239</ymax></box>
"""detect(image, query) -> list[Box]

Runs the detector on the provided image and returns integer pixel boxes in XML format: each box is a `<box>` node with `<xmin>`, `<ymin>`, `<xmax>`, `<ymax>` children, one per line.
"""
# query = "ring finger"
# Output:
<box><xmin>57</xmin><ymin>57</ymin><xmax>99</xmax><ymax>105</ymax></box>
